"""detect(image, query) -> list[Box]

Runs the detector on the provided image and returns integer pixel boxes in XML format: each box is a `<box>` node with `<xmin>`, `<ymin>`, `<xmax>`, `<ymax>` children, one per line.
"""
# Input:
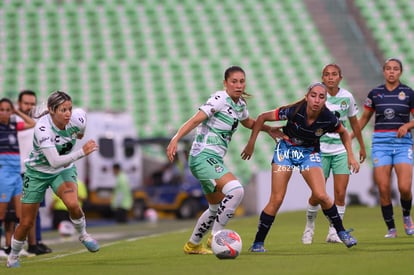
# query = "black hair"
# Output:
<box><xmin>279</xmin><ymin>82</ymin><xmax>327</xmax><ymax>117</ymax></box>
<box><xmin>18</xmin><ymin>90</ymin><xmax>36</xmax><ymax>102</ymax></box>
<box><xmin>224</xmin><ymin>66</ymin><xmax>245</xmax><ymax>80</ymax></box>
<box><xmin>321</xmin><ymin>63</ymin><xmax>343</xmax><ymax>78</ymax></box>
<box><xmin>383</xmin><ymin>58</ymin><xmax>403</xmax><ymax>72</ymax></box>
<box><xmin>223</xmin><ymin>65</ymin><xmax>251</xmax><ymax>100</ymax></box>
<box><xmin>0</xmin><ymin>97</ymin><xmax>14</xmax><ymax>107</ymax></box>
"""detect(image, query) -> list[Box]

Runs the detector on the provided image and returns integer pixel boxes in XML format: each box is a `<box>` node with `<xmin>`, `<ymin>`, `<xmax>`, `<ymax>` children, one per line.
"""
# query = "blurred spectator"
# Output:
<box><xmin>0</xmin><ymin>97</ymin><xmax>35</xmax><ymax>257</ymax></box>
<box><xmin>111</xmin><ymin>163</ymin><xmax>133</xmax><ymax>223</ymax></box>
<box><xmin>17</xmin><ymin>90</ymin><xmax>52</xmax><ymax>255</ymax></box>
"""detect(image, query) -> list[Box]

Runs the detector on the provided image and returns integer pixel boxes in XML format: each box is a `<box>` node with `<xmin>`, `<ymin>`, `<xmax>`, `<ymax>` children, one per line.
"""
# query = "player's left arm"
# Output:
<box><xmin>348</xmin><ymin>116</ymin><xmax>366</xmax><ymax>163</ymax></box>
<box><xmin>396</xmin><ymin>109</ymin><xmax>414</xmax><ymax>138</ymax></box>
<box><xmin>15</xmin><ymin>109</ymin><xmax>36</xmax><ymax>130</ymax></box>
<box><xmin>337</xmin><ymin>124</ymin><xmax>360</xmax><ymax>174</ymax></box>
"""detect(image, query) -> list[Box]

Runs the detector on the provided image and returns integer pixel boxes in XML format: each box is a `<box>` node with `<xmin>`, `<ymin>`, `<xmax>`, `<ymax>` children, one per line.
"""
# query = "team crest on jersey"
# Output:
<box><xmin>340</xmin><ymin>100</ymin><xmax>348</xmax><ymax>111</ymax></box>
<box><xmin>398</xmin><ymin>92</ymin><xmax>406</xmax><ymax>100</ymax></box>
<box><xmin>315</xmin><ymin>128</ymin><xmax>324</xmax><ymax>137</ymax></box>
<box><xmin>215</xmin><ymin>164</ymin><xmax>224</xmax><ymax>173</ymax></box>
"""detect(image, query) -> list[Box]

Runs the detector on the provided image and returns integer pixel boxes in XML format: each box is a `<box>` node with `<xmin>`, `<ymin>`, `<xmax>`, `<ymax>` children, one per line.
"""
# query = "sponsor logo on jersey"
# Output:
<box><xmin>384</xmin><ymin>108</ymin><xmax>395</xmax><ymax>119</ymax></box>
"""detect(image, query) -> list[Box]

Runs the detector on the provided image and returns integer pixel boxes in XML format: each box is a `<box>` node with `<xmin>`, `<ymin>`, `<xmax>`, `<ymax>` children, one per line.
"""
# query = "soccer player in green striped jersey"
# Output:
<box><xmin>7</xmin><ymin>91</ymin><xmax>100</xmax><ymax>268</ymax></box>
<box><xmin>167</xmin><ymin>66</ymin><xmax>279</xmax><ymax>254</ymax></box>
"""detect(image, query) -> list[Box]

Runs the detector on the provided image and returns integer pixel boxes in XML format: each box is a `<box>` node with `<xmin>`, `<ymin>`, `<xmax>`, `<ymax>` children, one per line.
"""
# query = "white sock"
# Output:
<box><xmin>305</xmin><ymin>204</ymin><xmax>319</xmax><ymax>229</ymax></box>
<box><xmin>189</xmin><ymin>205</ymin><xmax>218</xmax><ymax>245</ymax></box>
<box><xmin>212</xmin><ymin>180</ymin><xmax>244</xmax><ymax>235</ymax></box>
<box><xmin>10</xmin><ymin>236</ymin><xmax>25</xmax><ymax>257</ymax></box>
<box><xmin>70</xmin><ymin>216</ymin><xmax>87</xmax><ymax>236</ymax></box>
<box><xmin>337</xmin><ymin>205</ymin><xmax>346</xmax><ymax>220</ymax></box>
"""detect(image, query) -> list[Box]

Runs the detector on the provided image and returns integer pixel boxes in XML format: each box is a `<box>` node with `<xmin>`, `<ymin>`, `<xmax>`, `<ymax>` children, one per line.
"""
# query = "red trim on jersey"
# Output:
<box><xmin>16</xmin><ymin>121</ymin><xmax>25</xmax><ymax>131</ymax></box>
<box><xmin>334</xmin><ymin>123</ymin><xmax>343</xmax><ymax>133</ymax></box>
<box><xmin>363</xmin><ymin>105</ymin><xmax>374</xmax><ymax>112</ymax></box>
<box><xmin>274</xmin><ymin>108</ymin><xmax>280</xmax><ymax>120</ymax></box>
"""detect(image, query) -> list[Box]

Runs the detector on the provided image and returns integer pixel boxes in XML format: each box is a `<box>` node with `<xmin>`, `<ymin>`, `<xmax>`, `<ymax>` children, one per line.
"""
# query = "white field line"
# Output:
<box><xmin>25</xmin><ymin>228</ymin><xmax>189</xmax><ymax>264</ymax></box>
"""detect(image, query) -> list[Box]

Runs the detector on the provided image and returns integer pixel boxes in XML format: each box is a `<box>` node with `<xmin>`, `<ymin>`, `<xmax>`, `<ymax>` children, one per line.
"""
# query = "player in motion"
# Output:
<box><xmin>242</xmin><ymin>82</ymin><xmax>359</xmax><ymax>252</ymax></box>
<box><xmin>302</xmin><ymin>64</ymin><xmax>366</xmax><ymax>244</ymax></box>
<box><xmin>167</xmin><ymin>66</ymin><xmax>279</xmax><ymax>254</ymax></box>
<box><xmin>7</xmin><ymin>91</ymin><xmax>100</xmax><ymax>268</ymax></box>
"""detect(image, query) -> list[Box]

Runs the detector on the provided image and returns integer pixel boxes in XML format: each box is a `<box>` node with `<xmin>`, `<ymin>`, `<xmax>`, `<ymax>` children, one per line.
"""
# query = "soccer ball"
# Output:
<box><xmin>211</xmin><ymin>229</ymin><xmax>242</xmax><ymax>259</ymax></box>
<box><xmin>144</xmin><ymin>208</ymin><xmax>158</xmax><ymax>223</ymax></box>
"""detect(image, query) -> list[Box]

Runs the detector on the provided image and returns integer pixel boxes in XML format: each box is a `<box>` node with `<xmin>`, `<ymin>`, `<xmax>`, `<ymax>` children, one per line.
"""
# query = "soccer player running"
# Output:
<box><xmin>7</xmin><ymin>91</ymin><xmax>100</xmax><ymax>268</ymax></box>
<box><xmin>302</xmin><ymin>64</ymin><xmax>366</xmax><ymax>244</ymax></box>
<box><xmin>357</xmin><ymin>58</ymin><xmax>414</xmax><ymax>238</ymax></box>
<box><xmin>166</xmin><ymin>66</ymin><xmax>279</xmax><ymax>254</ymax></box>
<box><xmin>241</xmin><ymin>82</ymin><xmax>359</xmax><ymax>252</ymax></box>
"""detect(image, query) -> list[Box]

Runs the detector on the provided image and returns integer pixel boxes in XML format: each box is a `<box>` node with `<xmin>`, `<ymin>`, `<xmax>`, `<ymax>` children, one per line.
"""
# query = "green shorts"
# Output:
<box><xmin>22</xmin><ymin>166</ymin><xmax>78</xmax><ymax>203</ymax></box>
<box><xmin>321</xmin><ymin>152</ymin><xmax>350</xmax><ymax>178</ymax></box>
<box><xmin>189</xmin><ymin>151</ymin><xmax>229</xmax><ymax>194</ymax></box>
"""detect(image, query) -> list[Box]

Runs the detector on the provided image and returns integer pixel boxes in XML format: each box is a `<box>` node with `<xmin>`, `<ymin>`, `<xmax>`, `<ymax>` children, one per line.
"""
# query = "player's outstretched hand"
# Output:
<box><xmin>82</xmin><ymin>140</ymin><xmax>98</xmax><ymax>155</ymax></box>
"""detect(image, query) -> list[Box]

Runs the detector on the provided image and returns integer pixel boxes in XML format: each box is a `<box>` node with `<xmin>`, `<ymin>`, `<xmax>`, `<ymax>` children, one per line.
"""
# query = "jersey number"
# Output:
<box><xmin>60</xmin><ymin>142</ymin><xmax>73</xmax><ymax>155</ymax></box>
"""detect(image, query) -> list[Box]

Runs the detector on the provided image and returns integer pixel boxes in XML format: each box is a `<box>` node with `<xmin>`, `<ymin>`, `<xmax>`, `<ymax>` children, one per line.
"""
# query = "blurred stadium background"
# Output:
<box><xmin>0</xmin><ymin>0</ymin><xmax>412</xmax><ymax>185</ymax></box>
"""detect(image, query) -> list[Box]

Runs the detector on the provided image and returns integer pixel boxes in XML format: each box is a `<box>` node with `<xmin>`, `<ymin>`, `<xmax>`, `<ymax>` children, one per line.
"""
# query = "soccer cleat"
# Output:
<box><xmin>248</xmin><ymin>242</ymin><xmax>266</xmax><ymax>252</ymax></box>
<box><xmin>326</xmin><ymin>226</ymin><xmax>342</xmax><ymax>243</ymax></box>
<box><xmin>28</xmin><ymin>243</ymin><xmax>52</xmax><ymax>255</ymax></box>
<box><xmin>37</xmin><ymin>242</ymin><xmax>53</xmax><ymax>254</ymax></box>
<box><xmin>19</xmin><ymin>249</ymin><xmax>36</xmax><ymax>257</ymax></box>
<box><xmin>337</xmin><ymin>229</ymin><xmax>357</xmax><ymax>248</ymax></box>
<box><xmin>206</xmin><ymin>234</ymin><xmax>213</xmax><ymax>249</ymax></box>
<box><xmin>183</xmin><ymin>242</ymin><xmax>212</xmax><ymax>255</ymax></box>
<box><xmin>302</xmin><ymin>227</ymin><xmax>314</xmax><ymax>244</ymax></box>
<box><xmin>403</xmin><ymin>216</ymin><xmax>414</xmax><ymax>235</ymax></box>
<box><xmin>0</xmin><ymin>249</ymin><xmax>8</xmax><ymax>259</ymax></box>
<box><xmin>80</xmin><ymin>234</ymin><xmax>100</xmax><ymax>252</ymax></box>
<box><xmin>384</xmin><ymin>228</ymin><xmax>397</xmax><ymax>238</ymax></box>
<box><xmin>6</xmin><ymin>255</ymin><xmax>20</xmax><ymax>268</ymax></box>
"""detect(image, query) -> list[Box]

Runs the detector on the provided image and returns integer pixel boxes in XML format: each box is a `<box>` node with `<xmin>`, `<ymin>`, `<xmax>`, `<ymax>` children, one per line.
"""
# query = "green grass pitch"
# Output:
<box><xmin>3</xmin><ymin>206</ymin><xmax>414</xmax><ymax>275</ymax></box>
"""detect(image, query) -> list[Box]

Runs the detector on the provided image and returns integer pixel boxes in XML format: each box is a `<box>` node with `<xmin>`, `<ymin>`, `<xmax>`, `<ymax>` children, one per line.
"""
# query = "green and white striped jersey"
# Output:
<box><xmin>25</xmin><ymin>110</ymin><xmax>86</xmax><ymax>174</ymax></box>
<box><xmin>190</xmin><ymin>90</ymin><xmax>249</xmax><ymax>158</ymax></box>
<box><xmin>320</xmin><ymin>88</ymin><xmax>359</xmax><ymax>155</ymax></box>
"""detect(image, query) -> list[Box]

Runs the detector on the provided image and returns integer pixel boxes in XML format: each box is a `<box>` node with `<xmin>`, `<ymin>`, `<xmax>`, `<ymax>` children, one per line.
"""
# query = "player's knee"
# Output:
<box><xmin>209</xmin><ymin>204</ymin><xmax>219</xmax><ymax>214</ymax></box>
<box><xmin>222</xmin><ymin>180</ymin><xmax>244</xmax><ymax>197</ymax></box>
